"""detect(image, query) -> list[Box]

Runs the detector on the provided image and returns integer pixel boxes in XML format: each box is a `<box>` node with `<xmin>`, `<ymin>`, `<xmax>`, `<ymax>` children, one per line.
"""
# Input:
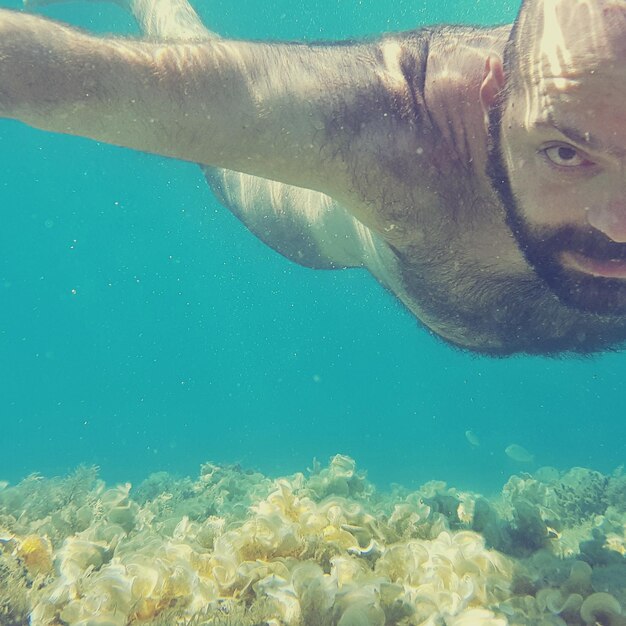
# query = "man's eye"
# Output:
<box><xmin>542</xmin><ymin>144</ymin><xmax>588</xmax><ymax>167</ymax></box>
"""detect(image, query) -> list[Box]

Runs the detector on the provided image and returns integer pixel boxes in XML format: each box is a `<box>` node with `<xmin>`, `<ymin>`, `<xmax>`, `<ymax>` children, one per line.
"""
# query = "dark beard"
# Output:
<box><xmin>486</xmin><ymin>103</ymin><xmax>626</xmax><ymax>316</ymax></box>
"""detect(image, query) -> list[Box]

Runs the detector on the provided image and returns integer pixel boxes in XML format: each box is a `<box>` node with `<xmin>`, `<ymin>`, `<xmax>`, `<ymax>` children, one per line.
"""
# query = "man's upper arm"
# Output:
<box><xmin>0</xmin><ymin>10</ymin><xmax>432</xmax><ymax>237</ymax></box>
<box><xmin>172</xmin><ymin>31</ymin><xmax>434</xmax><ymax>239</ymax></box>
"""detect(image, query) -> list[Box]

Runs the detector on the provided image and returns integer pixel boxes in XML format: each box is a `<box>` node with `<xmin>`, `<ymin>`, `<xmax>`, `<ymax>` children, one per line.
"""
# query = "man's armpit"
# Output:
<box><xmin>320</xmin><ymin>29</ymin><xmax>439</xmax><ymax>241</ymax></box>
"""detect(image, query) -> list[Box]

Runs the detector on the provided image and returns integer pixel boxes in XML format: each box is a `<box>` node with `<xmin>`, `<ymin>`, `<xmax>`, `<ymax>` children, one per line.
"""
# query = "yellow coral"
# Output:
<box><xmin>2</xmin><ymin>457</ymin><xmax>623</xmax><ymax>626</ymax></box>
<box><xmin>605</xmin><ymin>532</ymin><xmax>626</xmax><ymax>556</ymax></box>
<box><xmin>17</xmin><ymin>534</ymin><xmax>53</xmax><ymax>575</ymax></box>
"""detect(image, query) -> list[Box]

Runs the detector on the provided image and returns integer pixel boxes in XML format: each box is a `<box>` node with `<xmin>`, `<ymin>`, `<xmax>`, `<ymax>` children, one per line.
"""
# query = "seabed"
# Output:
<box><xmin>1</xmin><ymin>455</ymin><xmax>625</xmax><ymax>626</ymax></box>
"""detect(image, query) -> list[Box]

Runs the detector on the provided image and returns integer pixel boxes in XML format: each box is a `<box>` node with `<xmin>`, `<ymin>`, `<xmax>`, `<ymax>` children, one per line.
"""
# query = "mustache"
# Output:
<box><xmin>540</xmin><ymin>225</ymin><xmax>626</xmax><ymax>261</ymax></box>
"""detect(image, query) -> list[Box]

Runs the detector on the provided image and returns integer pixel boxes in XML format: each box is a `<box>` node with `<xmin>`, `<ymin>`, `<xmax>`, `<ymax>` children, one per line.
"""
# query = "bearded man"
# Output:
<box><xmin>1</xmin><ymin>0</ymin><xmax>625</xmax><ymax>355</ymax></box>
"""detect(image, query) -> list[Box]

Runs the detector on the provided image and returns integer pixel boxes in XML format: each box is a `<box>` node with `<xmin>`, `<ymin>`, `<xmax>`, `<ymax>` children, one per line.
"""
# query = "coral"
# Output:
<box><xmin>607</xmin><ymin>472</ymin><xmax>626</xmax><ymax>513</ymax></box>
<box><xmin>0</xmin><ymin>466</ymin><xmax>101</xmax><ymax>521</ymax></box>
<box><xmin>138</xmin><ymin>597</ymin><xmax>277</xmax><ymax>625</ymax></box>
<box><xmin>579</xmin><ymin>592</ymin><xmax>623</xmax><ymax>625</ymax></box>
<box><xmin>591</xmin><ymin>564</ymin><xmax>626</xmax><ymax>607</ymax></box>
<box><xmin>16</xmin><ymin>534</ymin><xmax>53</xmax><ymax>576</ymax></box>
<box><xmin>0</xmin><ymin>466</ymin><xmax>104</xmax><ymax>545</ymax></box>
<box><xmin>472</xmin><ymin>466</ymin><xmax>626</xmax><ymax>562</ymax></box>
<box><xmin>298</xmin><ymin>455</ymin><xmax>374</xmax><ymax>502</ymax></box>
<box><xmin>0</xmin><ymin>456</ymin><xmax>625</xmax><ymax>626</ymax></box>
<box><xmin>134</xmin><ymin>462</ymin><xmax>273</xmax><ymax>526</ymax></box>
<box><xmin>553</xmin><ymin>468</ymin><xmax>610</xmax><ymax>525</ymax></box>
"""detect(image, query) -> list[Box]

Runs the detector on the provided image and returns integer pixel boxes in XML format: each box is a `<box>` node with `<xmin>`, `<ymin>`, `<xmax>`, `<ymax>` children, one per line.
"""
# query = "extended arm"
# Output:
<box><xmin>0</xmin><ymin>10</ymin><xmax>420</xmax><ymax>237</ymax></box>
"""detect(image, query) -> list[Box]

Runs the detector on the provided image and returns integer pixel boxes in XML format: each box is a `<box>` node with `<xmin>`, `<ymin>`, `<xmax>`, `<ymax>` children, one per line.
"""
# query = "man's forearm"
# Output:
<box><xmin>0</xmin><ymin>10</ymin><xmax>251</xmax><ymax>166</ymax></box>
<box><xmin>0</xmin><ymin>11</ymin><xmax>157</xmax><ymax>141</ymax></box>
<box><xmin>0</xmin><ymin>11</ymin><xmax>365</xmax><ymax>188</ymax></box>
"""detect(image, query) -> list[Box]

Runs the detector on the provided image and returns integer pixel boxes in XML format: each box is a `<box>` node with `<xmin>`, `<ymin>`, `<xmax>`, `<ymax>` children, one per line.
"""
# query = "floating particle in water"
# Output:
<box><xmin>465</xmin><ymin>430</ymin><xmax>480</xmax><ymax>447</ymax></box>
<box><xmin>505</xmin><ymin>444</ymin><xmax>534</xmax><ymax>464</ymax></box>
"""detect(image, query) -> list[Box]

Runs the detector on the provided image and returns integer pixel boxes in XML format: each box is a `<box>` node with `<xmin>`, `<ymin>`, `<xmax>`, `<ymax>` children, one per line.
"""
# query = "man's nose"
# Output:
<box><xmin>586</xmin><ymin>201</ymin><xmax>626</xmax><ymax>243</ymax></box>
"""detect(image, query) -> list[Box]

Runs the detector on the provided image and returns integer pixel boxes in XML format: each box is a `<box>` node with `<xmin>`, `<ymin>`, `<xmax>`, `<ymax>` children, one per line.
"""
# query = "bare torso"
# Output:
<box><xmin>353</xmin><ymin>25</ymin><xmax>626</xmax><ymax>354</ymax></box>
<box><xmin>3</xmin><ymin>6</ymin><xmax>626</xmax><ymax>355</ymax></box>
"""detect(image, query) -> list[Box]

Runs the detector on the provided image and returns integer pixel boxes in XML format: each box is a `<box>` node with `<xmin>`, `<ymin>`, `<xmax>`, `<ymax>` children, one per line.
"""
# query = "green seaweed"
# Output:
<box><xmin>0</xmin><ymin>465</ymin><xmax>103</xmax><ymax>544</ymax></box>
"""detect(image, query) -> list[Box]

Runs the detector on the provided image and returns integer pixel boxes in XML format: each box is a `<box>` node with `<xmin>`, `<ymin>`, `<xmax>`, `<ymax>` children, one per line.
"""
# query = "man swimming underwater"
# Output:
<box><xmin>1</xmin><ymin>0</ymin><xmax>626</xmax><ymax>355</ymax></box>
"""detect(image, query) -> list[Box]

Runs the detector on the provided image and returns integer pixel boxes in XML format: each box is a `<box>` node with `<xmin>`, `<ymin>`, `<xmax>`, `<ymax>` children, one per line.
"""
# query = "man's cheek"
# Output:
<box><xmin>521</xmin><ymin>184</ymin><xmax>579</xmax><ymax>226</ymax></box>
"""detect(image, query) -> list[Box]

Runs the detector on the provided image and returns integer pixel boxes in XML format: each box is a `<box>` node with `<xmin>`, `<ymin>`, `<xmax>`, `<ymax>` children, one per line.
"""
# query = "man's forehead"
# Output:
<box><xmin>516</xmin><ymin>0</ymin><xmax>626</xmax><ymax>70</ymax></box>
<box><xmin>512</xmin><ymin>0</ymin><xmax>626</xmax><ymax>127</ymax></box>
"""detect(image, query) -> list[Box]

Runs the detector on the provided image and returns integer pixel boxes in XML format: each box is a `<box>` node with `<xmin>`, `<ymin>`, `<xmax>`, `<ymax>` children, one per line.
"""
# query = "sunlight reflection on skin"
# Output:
<box><xmin>514</xmin><ymin>0</ymin><xmax>626</xmax><ymax>128</ymax></box>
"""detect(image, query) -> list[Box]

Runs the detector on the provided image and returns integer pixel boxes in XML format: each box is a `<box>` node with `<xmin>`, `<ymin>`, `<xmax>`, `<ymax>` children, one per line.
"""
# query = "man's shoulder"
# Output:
<box><xmin>385</xmin><ymin>24</ymin><xmax>510</xmax><ymax>96</ymax></box>
<box><xmin>310</xmin><ymin>23</ymin><xmax>510</xmax><ymax>249</ymax></box>
<box><xmin>416</xmin><ymin>24</ymin><xmax>509</xmax><ymax>170</ymax></box>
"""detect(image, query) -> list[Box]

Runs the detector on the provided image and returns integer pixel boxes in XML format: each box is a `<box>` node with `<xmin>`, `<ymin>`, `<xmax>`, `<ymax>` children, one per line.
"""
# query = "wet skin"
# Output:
<box><xmin>2</xmin><ymin>0</ymin><xmax>626</xmax><ymax>355</ymax></box>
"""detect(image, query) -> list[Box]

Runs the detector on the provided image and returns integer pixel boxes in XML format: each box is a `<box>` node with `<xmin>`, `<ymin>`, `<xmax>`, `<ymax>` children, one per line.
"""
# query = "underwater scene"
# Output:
<box><xmin>1</xmin><ymin>0</ymin><xmax>626</xmax><ymax>623</ymax></box>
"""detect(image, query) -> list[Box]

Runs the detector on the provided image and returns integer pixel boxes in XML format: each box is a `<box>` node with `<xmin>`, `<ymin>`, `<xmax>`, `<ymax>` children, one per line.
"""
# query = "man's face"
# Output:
<box><xmin>491</xmin><ymin>0</ymin><xmax>626</xmax><ymax>315</ymax></box>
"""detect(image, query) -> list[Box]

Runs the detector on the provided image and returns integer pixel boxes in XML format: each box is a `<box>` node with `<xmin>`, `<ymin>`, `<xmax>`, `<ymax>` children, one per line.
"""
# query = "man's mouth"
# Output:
<box><xmin>562</xmin><ymin>251</ymin><xmax>626</xmax><ymax>278</ymax></box>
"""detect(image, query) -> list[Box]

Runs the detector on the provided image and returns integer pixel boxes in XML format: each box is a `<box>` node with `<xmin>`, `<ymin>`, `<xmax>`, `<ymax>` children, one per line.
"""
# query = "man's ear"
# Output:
<box><xmin>479</xmin><ymin>54</ymin><xmax>505</xmax><ymax>123</ymax></box>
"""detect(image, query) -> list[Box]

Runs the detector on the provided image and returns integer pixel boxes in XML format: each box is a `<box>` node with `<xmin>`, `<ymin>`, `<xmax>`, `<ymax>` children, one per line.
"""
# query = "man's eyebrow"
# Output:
<box><xmin>533</xmin><ymin>119</ymin><xmax>626</xmax><ymax>157</ymax></box>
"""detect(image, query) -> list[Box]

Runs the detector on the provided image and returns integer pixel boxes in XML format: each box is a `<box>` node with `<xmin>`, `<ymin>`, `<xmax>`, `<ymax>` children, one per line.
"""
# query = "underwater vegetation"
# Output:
<box><xmin>0</xmin><ymin>456</ymin><xmax>625</xmax><ymax>626</ymax></box>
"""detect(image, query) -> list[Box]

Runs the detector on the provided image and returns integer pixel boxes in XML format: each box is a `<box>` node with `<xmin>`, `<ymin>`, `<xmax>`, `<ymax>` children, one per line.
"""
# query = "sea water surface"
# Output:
<box><xmin>0</xmin><ymin>0</ymin><xmax>623</xmax><ymax>495</ymax></box>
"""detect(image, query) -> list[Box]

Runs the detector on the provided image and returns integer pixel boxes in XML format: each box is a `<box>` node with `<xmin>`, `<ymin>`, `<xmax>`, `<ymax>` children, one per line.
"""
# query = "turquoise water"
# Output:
<box><xmin>0</xmin><ymin>0</ymin><xmax>624</xmax><ymax>494</ymax></box>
